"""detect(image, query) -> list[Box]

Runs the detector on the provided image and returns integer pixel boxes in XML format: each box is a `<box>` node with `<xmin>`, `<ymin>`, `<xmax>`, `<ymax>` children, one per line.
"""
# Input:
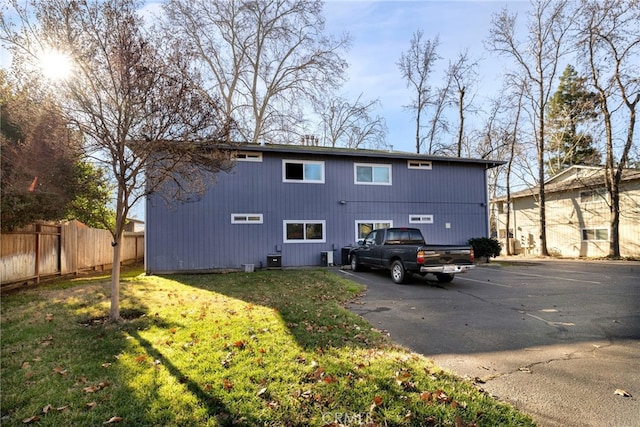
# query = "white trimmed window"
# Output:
<box><xmin>283</xmin><ymin>160</ymin><xmax>325</xmax><ymax>183</ymax></box>
<box><xmin>284</xmin><ymin>220</ymin><xmax>326</xmax><ymax>242</ymax></box>
<box><xmin>355</xmin><ymin>220</ymin><xmax>392</xmax><ymax>240</ymax></box>
<box><xmin>231</xmin><ymin>213</ymin><xmax>263</xmax><ymax>224</ymax></box>
<box><xmin>234</xmin><ymin>151</ymin><xmax>263</xmax><ymax>162</ymax></box>
<box><xmin>582</xmin><ymin>228</ymin><xmax>609</xmax><ymax>241</ymax></box>
<box><xmin>354</xmin><ymin>163</ymin><xmax>392</xmax><ymax>185</ymax></box>
<box><xmin>580</xmin><ymin>188</ymin><xmax>607</xmax><ymax>203</ymax></box>
<box><xmin>408</xmin><ymin>160</ymin><xmax>432</xmax><ymax>170</ymax></box>
<box><xmin>409</xmin><ymin>214</ymin><xmax>433</xmax><ymax>224</ymax></box>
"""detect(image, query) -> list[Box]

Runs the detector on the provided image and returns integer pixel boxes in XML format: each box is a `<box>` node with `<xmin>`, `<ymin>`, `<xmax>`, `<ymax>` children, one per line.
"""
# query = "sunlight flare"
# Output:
<box><xmin>39</xmin><ymin>49</ymin><xmax>73</xmax><ymax>80</ymax></box>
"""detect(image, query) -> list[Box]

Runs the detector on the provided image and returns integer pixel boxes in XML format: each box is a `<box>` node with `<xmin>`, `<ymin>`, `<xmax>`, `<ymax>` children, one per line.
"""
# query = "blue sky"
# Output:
<box><xmin>321</xmin><ymin>0</ymin><xmax>532</xmax><ymax>153</ymax></box>
<box><xmin>2</xmin><ymin>0</ymin><xmax>532</xmax><ymax>155</ymax></box>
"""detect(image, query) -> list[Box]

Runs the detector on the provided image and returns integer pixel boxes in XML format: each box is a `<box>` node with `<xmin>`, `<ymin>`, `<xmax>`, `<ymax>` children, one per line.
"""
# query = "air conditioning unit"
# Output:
<box><xmin>267</xmin><ymin>254</ymin><xmax>281</xmax><ymax>269</ymax></box>
<box><xmin>321</xmin><ymin>251</ymin><xmax>334</xmax><ymax>266</ymax></box>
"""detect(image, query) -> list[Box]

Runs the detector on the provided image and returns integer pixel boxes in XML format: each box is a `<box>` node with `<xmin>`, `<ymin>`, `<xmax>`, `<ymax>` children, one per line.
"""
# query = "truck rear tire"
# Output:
<box><xmin>436</xmin><ymin>273</ymin><xmax>454</xmax><ymax>283</ymax></box>
<box><xmin>391</xmin><ymin>260</ymin><xmax>407</xmax><ymax>284</ymax></box>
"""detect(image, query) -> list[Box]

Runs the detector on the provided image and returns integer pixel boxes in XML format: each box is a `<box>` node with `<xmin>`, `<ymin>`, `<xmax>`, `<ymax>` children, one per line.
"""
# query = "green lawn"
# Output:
<box><xmin>1</xmin><ymin>268</ymin><xmax>535</xmax><ymax>426</ymax></box>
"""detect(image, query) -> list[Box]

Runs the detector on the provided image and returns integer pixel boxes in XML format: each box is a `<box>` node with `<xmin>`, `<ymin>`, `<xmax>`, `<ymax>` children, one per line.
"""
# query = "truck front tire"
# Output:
<box><xmin>391</xmin><ymin>260</ymin><xmax>407</xmax><ymax>284</ymax></box>
<box><xmin>351</xmin><ymin>254</ymin><xmax>362</xmax><ymax>272</ymax></box>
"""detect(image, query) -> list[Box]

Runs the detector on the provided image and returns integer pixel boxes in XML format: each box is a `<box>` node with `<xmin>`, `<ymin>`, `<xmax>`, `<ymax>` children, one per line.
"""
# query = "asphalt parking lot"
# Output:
<box><xmin>337</xmin><ymin>259</ymin><xmax>640</xmax><ymax>427</ymax></box>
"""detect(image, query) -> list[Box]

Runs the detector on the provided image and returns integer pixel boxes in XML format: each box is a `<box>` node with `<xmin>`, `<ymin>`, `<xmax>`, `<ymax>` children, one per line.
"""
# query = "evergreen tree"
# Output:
<box><xmin>546</xmin><ymin>65</ymin><xmax>601</xmax><ymax>176</ymax></box>
<box><xmin>0</xmin><ymin>72</ymin><xmax>113</xmax><ymax>230</ymax></box>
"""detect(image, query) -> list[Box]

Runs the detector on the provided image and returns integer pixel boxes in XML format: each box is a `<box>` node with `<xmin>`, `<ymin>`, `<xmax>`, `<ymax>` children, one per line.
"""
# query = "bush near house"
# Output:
<box><xmin>468</xmin><ymin>237</ymin><xmax>502</xmax><ymax>261</ymax></box>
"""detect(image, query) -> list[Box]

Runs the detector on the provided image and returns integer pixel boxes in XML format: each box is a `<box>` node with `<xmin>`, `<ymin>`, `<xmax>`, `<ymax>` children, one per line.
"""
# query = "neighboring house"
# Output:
<box><xmin>124</xmin><ymin>218</ymin><xmax>145</xmax><ymax>233</ymax></box>
<box><xmin>145</xmin><ymin>144</ymin><xmax>502</xmax><ymax>273</ymax></box>
<box><xmin>492</xmin><ymin>165</ymin><xmax>640</xmax><ymax>258</ymax></box>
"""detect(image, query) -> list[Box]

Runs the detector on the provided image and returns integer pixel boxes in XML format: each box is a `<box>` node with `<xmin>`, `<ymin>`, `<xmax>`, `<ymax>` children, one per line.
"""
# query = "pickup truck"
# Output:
<box><xmin>349</xmin><ymin>227</ymin><xmax>475</xmax><ymax>284</ymax></box>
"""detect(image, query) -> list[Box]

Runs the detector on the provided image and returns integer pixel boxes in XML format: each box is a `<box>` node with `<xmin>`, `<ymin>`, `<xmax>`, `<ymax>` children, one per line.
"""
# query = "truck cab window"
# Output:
<box><xmin>365</xmin><ymin>231</ymin><xmax>377</xmax><ymax>245</ymax></box>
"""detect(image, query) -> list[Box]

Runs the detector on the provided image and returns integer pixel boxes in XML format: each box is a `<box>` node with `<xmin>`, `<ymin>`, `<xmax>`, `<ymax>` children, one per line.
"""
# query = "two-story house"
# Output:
<box><xmin>145</xmin><ymin>144</ymin><xmax>502</xmax><ymax>273</ymax></box>
<box><xmin>492</xmin><ymin>165</ymin><xmax>640</xmax><ymax>258</ymax></box>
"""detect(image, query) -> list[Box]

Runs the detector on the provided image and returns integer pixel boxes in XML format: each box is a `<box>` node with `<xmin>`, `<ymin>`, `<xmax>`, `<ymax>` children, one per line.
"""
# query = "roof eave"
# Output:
<box><xmin>236</xmin><ymin>143</ymin><xmax>506</xmax><ymax>168</ymax></box>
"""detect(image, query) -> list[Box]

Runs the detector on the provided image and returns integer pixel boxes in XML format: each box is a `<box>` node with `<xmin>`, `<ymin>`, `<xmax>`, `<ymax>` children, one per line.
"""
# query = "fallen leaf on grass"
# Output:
<box><xmin>86</xmin><ymin>402</ymin><xmax>97</xmax><ymax>409</ymax></box>
<box><xmin>614</xmin><ymin>389</ymin><xmax>632</xmax><ymax>397</ymax></box>
<box><xmin>46</xmin><ymin>313</ymin><xmax>53</xmax><ymax>322</ymax></box>
<box><xmin>83</xmin><ymin>380</ymin><xmax>110</xmax><ymax>393</ymax></box>
<box><xmin>434</xmin><ymin>389</ymin><xmax>451</xmax><ymax>403</ymax></box>
<box><xmin>322</xmin><ymin>375</ymin><xmax>337</xmax><ymax>384</ymax></box>
<box><xmin>373</xmin><ymin>395</ymin><xmax>383</xmax><ymax>406</ymax></box>
<box><xmin>52</xmin><ymin>366</ymin><xmax>68</xmax><ymax>376</ymax></box>
<box><xmin>419</xmin><ymin>391</ymin><xmax>432</xmax><ymax>402</ymax></box>
<box><xmin>103</xmin><ymin>416</ymin><xmax>123</xmax><ymax>424</ymax></box>
<box><xmin>22</xmin><ymin>415</ymin><xmax>40</xmax><ymax>424</ymax></box>
<box><xmin>222</xmin><ymin>379</ymin><xmax>234</xmax><ymax>391</ymax></box>
<box><xmin>42</xmin><ymin>405</ymin><xmax>67</xmax><ymax>414</ymax></box>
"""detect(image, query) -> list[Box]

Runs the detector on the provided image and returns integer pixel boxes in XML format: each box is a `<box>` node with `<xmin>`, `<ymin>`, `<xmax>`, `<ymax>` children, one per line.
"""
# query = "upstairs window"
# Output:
<box><xmin>354</xmin><ymin>163</ymin><xmax>392</xmax><ymax>185</ymax></box>
<box><xmin>231</xmin><ymin>213</ymin><xmax>263</xmax><ymax>224</ymax></box>
<box><xmin>283</xmin><ymin>160</ymin><xmax>324</xmax><ymax>183</ymax></box>
<box><xmin>408</xmin><ymin>160</ymin><xmax>432</xmax><ymax>170</ymax></box>
<box><xmin>409</xmin><ymin>214</ymin><xmax>433</xmax><ymax>224</ymax></box>
<box><xmin>580</xmin><ymin>188</ymin><xmax>607</xmax><ymax>203</ymax></box>
<box><xmin>234</xmin><ymin>151</ymin><xmax>263</xmax><ymax>162</ymax></box>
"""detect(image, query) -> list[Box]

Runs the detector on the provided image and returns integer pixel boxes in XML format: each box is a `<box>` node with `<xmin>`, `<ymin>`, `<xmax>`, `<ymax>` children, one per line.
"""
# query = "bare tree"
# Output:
<box><xmin>426</xmin><ymin>79</ymin><xmax>452</xmax><ymax>156</ymax></box>
<box><xmin>577</xmin><ymin>0</ymin><xmax>640</xmax><ymax>258</ymax></box>
<box><xmin>1</xmin><ymin>0</ymin><xmax>233</xmax><ymax>321</ymax></box>
<box><xmin>486</xmin><ymin>0</ymin><xmax>574</xmax><ymax>257</ymax></box>
<box><xmin>397</xmin><ymin>31</ymin><xmax>441</xmax><ymax>154</ymax></box>
<box><xmin>163</xmin><ymin>0</ymin><xmax>349</xmax><ymax>145</ymax></box>
<box><xmin>446</xmin><ymin>50</ymin><xmax>479</xmax><ymax>157</ymax></box>
<box><xmin>473</xmin><ymin>76</ymin><xmax>526</xmax><ymax>255</ymax></box>
<box><xmin>318</xmin><ymin>94</ymin><xmax>387</xmax><ymax>149</ymax></box>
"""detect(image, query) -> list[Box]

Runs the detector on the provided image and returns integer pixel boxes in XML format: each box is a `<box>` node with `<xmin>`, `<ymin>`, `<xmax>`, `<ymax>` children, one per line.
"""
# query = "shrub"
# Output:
<box><xmin>468</xmin><ymin>237</ymin><xmax>502</xmax><ymax>260</ymax></box>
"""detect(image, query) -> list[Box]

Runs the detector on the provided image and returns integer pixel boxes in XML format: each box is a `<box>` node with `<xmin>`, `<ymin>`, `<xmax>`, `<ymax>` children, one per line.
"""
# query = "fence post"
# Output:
<box><xmin>34</xmin><ymin>224</ymin><xmax>41</xmax><ymax>284</ymax></box>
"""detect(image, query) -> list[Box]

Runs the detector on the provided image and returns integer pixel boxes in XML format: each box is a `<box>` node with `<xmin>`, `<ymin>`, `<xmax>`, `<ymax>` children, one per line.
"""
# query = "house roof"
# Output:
<box><xmin>493</xmin><ymin>165</ymin><xmax>640</xmax><ymax>202</ymax></box>
<box><xmin>236</xmin><ymin>143</ymin><xmax>506</xmax><ymax>169</ymax></box>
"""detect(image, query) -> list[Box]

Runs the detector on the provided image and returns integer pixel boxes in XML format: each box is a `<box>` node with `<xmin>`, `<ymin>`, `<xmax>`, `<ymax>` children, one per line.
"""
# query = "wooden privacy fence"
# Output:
<box><xmin>1</xmin><ymin>220</ymin><xmax>144</xmax><ymax>290</ymax></box>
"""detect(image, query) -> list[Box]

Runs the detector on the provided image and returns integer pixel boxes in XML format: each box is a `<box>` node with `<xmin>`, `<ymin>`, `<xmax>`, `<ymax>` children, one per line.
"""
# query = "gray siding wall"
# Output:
<box><xmin>146</xmin><ymin>151</ymin><xmax>490</xmax><ymax>272</ymax></box>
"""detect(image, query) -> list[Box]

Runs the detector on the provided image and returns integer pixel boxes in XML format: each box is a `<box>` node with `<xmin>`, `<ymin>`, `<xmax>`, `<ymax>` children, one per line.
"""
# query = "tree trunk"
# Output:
<box><xmin>538</xmin><ymin>125</ymin><xmax>549</xmax><ymax>256</ymax></box>
<box><xmin>109</xmin><ymin>234</ymin><xmax>122</xmax><ymax>321</ymax></box>
<box><xmin>609</xmin><ymin>184</ymin><xmax>620</xmax><ymax>258</ymax></box>
<box><xmin>457</xmin><ymin>87</ymin><xmax>465</xmax><ymax>157</ymax></box>
<box><xmin>415</xmin><ymin>108</ymin><xmax>421</xmax><ymax>154</ymax></box>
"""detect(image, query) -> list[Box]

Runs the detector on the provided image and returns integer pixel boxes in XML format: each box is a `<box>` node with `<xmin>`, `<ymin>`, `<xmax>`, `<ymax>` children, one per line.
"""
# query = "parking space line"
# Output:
<box><xmin>456</xmin><ymin>277</ymin><xmax>512</xmax><ymax>287</ymax></box>
<box><xmin>526</xmin><ymin>312</ymin><xmax>575</xmax><ymax>327</ymax></box>
<box><xmin>510</xmin><ymin>271</ymin><xmax>602</xmax><ymax>284</ymax></box>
